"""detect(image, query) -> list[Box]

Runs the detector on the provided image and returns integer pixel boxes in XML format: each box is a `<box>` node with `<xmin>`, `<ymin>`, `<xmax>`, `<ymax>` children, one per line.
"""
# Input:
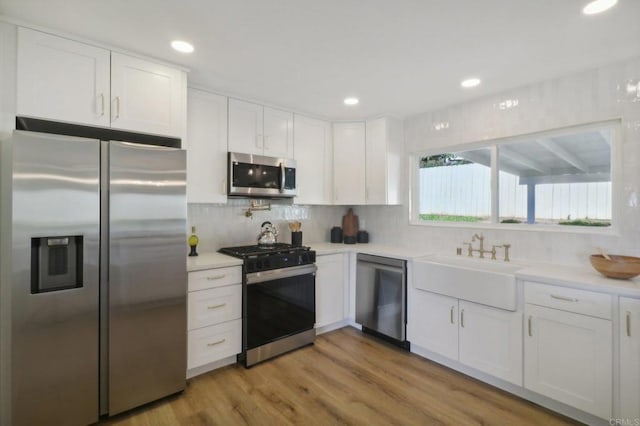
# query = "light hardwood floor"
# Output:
<box><xmin>102</xmin><ymin>327</ymin><xmax>578</xmax><ymax>425</ymax></box>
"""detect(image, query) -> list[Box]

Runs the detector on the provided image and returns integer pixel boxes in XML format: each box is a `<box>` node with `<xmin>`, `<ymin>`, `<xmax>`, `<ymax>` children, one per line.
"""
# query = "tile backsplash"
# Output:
<box><xmin>188</xmin><ymin>200</ymin><xmax>346</xmax><ymax>252</ymax></box>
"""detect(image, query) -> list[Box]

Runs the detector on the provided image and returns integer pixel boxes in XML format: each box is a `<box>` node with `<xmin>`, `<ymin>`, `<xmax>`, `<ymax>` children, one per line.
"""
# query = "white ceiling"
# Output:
<box><xmin>1</xmin><ymin>0</ymin><xmax>639</xmax><ymax>120</ymax></box>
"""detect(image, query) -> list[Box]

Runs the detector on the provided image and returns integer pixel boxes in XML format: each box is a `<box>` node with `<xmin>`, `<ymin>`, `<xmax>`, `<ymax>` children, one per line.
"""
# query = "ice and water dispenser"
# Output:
<box><xmin>30</xmin><ymin>235</ymin><xmax>83</xmax><ymax>293</ymax></box>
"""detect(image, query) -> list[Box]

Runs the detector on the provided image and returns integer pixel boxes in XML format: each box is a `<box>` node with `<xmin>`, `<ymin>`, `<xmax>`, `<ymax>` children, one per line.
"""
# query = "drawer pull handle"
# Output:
<box><xmin>206</xmin><ymin>275</ymin><xmax>226</xmax><ymax>281</ymax></box>
<box><xmin>450</xmin><ymin>306</ymin><xmax>454</xmax><ymax>324</ymax></box>
<box><xmin>528</xmin><ymin>316</ymin><xmax>532</xmax><ymax>337</ymax></box>
<box><xmin>460</xmin><ymin>309</ymin><xmax>465</xmax><ymax>328</ymax></box>
<box><xmin>627</xmin><ymin>311</ymin><xmax>632</xmax><ymax>337</ymax></box>
<box><xmin>207</xmin><ymin>303</ymin><xmax>226</xmax><ymax>310</ymax></box>
<box><xmin>207</xmin><ymin>339</ymin><xmax>226</xmax><ymax>347</ymax></box>
<box><xmin>550</xmin><ymin>294</ymin><xmax>578</xmax><ymax>302</ymax></box>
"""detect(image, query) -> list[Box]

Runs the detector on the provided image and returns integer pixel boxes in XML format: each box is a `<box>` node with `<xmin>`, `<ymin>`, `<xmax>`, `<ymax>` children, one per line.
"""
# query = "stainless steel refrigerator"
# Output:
<box><xmin>10</xmin><ymin>129</ymin><xmax>187</xmax><ymax>425</ymax></box>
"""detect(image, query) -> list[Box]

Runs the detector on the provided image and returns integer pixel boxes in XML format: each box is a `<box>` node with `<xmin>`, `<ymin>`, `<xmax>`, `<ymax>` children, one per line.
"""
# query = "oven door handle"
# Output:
<box><xmin>246</xmin><ymin>264</ymin><xmax>317</xmax><ymax>285</ymax></box>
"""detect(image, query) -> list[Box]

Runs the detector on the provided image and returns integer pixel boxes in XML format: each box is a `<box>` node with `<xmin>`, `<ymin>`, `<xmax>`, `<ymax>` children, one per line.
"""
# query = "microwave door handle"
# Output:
<box><xmin>279</xmin><ymin>162</ymin><xmax>285</xmax><ymax>193</ymax></box>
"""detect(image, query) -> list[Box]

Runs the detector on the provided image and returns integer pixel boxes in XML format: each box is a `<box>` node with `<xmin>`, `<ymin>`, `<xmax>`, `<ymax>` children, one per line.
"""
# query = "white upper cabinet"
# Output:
<box><xmin>332</xmin><ymin>118</ymin><xmax>403</xmax><ymax>205</ymax></box>
<box><xmin>110</xmin><ymin>52</ymin><xmax>185</xmax><ymax>137</ymax></box>
<box><xmin>228</xmin><ymin>98</ymin><xmax>263</xmax><ymax>155</ymax></box>
<box><xmin>333</xmin><ymin>122</ymin><xmax>366</xmax><ymax>205</ymax></box>
<box><xmin>263</xmin><ymin>106</ymin><xmax>293</xmax><ymax>158</ymax></box>
<box><xmin>16</xmin><ymin>27</ymin><xmax>186</xmax><ymax>138</ymax></box>
<box><xmin>228</xmin><ymin>99</ymin><xmax>293</xmax><ymax>158</ymax></box>
<box><xmin>17</xmin><ymin>27</ymin><xmax>111</xmax><ymax>127</ymax></box>
<box><xmin>619</xmin><ymin>297</ymin><xmax>640</xmax><ymax>421</ymax></box>
<box><xmin>293</xmin><ymin>115</ymin><xmax>332</xmax><ymax>204</ymax></box>
<box><xmin>185</xmin><ymin>88</ymin><xmax>228</xmax><ymax>204</ymax></box>
<box><xmin>365</xmin><ymin>117</ymin><xmax>403</xmax><ymax>205</ymax></box>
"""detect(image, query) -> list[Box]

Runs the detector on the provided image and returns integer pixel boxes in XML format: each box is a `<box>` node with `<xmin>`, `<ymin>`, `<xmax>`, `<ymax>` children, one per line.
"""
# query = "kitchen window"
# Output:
<box><xmin>410</xmin><ymin>121</ymin><xmax>620</xmax><ymax>230</ymax></box>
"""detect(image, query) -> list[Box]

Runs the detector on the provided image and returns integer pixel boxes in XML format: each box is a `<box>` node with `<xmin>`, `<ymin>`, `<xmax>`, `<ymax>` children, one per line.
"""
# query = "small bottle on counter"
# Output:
<box><xmin>188</xmin><ymin>226</ymin><xmax>199</xmax><ymax>257</ymax></box>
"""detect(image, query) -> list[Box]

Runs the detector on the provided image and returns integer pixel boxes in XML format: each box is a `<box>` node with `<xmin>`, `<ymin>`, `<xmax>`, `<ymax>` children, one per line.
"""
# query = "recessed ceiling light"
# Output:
<box><xmin>171</xmin><ymin>40</ymin><xmax>194</xmax><ymax>53</ymax></box>
<box><xmin>460</xmin><ymin>78</ymin><xmax>481</xmax><ymax>88</ymax></box>
<box><xmin>582</xmin><ymin>0</ymin><xmax>618</xmax><ymax>15</ymax></box>
<box><xmin>344</xmin><ymin>97</ymin><xmax>359</xmax><ymax>106</ymax></box>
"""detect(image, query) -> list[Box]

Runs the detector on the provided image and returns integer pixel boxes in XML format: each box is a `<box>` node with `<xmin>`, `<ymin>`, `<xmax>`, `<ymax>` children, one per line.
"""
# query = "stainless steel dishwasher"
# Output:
<box><xmin>355</xmin><ymin>254</ymin><xmax>409</xmax><ymax>349</ymax></box>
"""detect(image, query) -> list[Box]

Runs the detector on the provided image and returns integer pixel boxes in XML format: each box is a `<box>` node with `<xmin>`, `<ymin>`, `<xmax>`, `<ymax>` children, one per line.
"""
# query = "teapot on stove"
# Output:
<box><xmin>257</xmin><ymin>221</ymin><xmax>278</xmax><ymax>246</ymax></box>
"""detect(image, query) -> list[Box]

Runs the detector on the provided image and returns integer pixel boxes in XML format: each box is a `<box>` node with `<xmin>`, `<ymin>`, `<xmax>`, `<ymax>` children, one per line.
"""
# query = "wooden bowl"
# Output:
<box><xmin>590</xmin><ymin>254</ymin><xmax>640</xmax><ymax>280</ymax></box>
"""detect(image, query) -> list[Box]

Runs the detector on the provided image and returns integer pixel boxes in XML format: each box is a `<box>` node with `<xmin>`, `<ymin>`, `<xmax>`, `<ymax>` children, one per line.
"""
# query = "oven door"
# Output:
<box><xmin>228</xmin><ymin>152</ymin><xmax>296</xmax><ymax>198</ymax></box>
<box><xmin>245</xmin><ymin>264</ymin><xmax>316</xmax><ymax>351</ymax></box>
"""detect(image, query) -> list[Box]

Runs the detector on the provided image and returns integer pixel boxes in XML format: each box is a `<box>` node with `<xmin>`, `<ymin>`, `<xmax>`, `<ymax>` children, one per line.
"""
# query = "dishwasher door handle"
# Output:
<box><xmin>356</xmin><ymin>260</ymin><xmax>404</xmax><ymax>275</ymax></box>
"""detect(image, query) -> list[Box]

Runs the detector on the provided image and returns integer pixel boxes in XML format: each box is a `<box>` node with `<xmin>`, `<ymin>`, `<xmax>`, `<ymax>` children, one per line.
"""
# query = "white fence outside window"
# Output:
<box><xmin>419</xmin><ymin>164</ymin><xmax>611</xmax><ymax>221</ymax></box>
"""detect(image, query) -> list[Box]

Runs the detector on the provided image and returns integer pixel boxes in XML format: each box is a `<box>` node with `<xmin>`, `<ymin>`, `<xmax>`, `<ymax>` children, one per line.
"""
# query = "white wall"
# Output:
<box><xmin>356</xmin><ymin>57</ymin><xmax>640</xmax><ymax>267</ymax></box>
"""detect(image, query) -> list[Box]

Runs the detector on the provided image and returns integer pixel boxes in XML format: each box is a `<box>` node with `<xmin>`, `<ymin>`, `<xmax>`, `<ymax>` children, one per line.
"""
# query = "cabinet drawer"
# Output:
<box><xmin>188</xmin><ymin>319</ymin><xmax>241</xmax><ymax>370</ymax></box>
<box><xmin>188</xmin><ymin>284</ymin><xmax>241</xmax><ymax>330</ymax></box>
<box><xmin>524</xmin><ymin>281</ymin><xmax>612</xmax><ymax>320</ymax></box>
<box><xmin>188</xmin><ymin>266</ymin><xmax>242</xmax><ymax>291</ymax></box>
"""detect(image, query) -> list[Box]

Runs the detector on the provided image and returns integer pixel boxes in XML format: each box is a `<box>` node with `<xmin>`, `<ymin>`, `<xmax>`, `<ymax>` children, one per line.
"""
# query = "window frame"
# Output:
<box><xmin>409</xmin><ymin>120</ymin><xmax>622</xmax><ymax>235</ymax></box>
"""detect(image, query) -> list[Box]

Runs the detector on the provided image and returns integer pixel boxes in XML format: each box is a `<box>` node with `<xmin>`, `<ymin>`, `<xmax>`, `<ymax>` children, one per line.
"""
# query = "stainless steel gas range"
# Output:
<box><xmin>218</xmin><ymin>243</ymin><xmax>316</xmax><ymax>367</ymax></box>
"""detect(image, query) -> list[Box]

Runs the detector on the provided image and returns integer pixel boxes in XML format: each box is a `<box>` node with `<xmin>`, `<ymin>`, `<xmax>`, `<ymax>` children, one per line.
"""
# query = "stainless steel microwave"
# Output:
<box><xmin>228</xmin><ymin>152</ymin><xmax>296</xmax><ymax>198</ymax></box>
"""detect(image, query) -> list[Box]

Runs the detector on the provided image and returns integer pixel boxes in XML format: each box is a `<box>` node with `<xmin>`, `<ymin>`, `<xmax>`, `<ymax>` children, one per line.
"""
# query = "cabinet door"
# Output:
<box><xmin>110</xmin><ymin>52</ymin><xmax>184</xmax><ymax>137</ymax></box>
<box><xmin>186</xmin><ymin>89</ymin><xmax>228</xmax><ymax>203</ymax></box>
<box><xmin>366</xmin><ymin>117</ymin><xmax>403</xmax><ymax>205</ymax></box>
<box><xmin>333</xmin><ymin>122</ymin><xmax>366</xmax><ymax>205</ymax></box>
<box><xmin>524</xmin><ymin>304</ymin><xmax>612</xmax><ymax>419</ymax></box>
<box><xmin>294</xmin><ymin>115</ymin><xmax>333</xmax><ymax>204</ymax></box>
<box><xmin>458</xmin><ymin>301</ymin><xmax>522</xmax><ymax>385</ymax></box>
<box><xmin>263</xmin><ymin>107</ymin><xmax>293</xmax><ymax>158</ymax></box>
<box><xmin>17</xmin><ymin>27</ymin><xmax>110</xmax><ymax>127</ymax></box>
<box><xmin>315</xmin><ymin>254</ymin><xmax>346</xmax><ymax>328</ymax></box>
<box><xmin>408</xmin><ymin>290</ymin><xmax>458</xmax><ymax>360</ymax></box>
<box><xmin>620</xmin><ymin>297</ymin><xmax>640</xmax><ymax>421</ymax></box>
<box><xmin>365</xmin><ymin>117</ymin><xmax>387</xmax><ymax>204</ymax></box>
<box><xmin>228</xmin><ymin>98</ymin><xmax>263</xmax><ymax>155</ymax></box>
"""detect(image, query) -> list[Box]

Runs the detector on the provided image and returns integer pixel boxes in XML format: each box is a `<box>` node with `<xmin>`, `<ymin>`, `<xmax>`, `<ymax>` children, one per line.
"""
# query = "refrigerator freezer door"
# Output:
<box><xmin>107</xmin><ymin>141</ymin><xmax>187</xmax><ymax>415</ymax></box>
<box><xmin>11</xmin><ymin>131</ymin><xmax>100</xmax><ymax>426</ymax></box>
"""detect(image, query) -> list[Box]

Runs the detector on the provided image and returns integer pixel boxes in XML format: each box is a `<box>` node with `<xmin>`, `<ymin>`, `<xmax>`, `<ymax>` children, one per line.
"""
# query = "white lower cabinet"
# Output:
<box><xmin>524</xmin><ymin>290</ymin><xmax>612</xmax><ymax>419</ymax></box>
<box><xmin>188</xmin><ymin>319</ymin><xmax>241</xmax><ymax>370</ymax></box>
<box><xmin>409</xmin><ymin>289</ymin><xmax>522</xmax><ymax>385</ymax></box>
<box><xmin>187</xmin><ymin>265</ymin><xmax>242</xmax><ymax>375</ymax></box>
<box><xmin>409</xmin><ymin>290</ymin><xmax>458</xmax><ymax>360</ymax></box>
<box><xmin>458</xmin><ymin>300</ymin><xmax>522</xmax><ymax>385</ymax></box>
<box><xmin>315</xmin><ymin>253</ymin><xmax>347</xmax><ymax>329</ymax></box>
<box><xmin>619</xmin><ymin>297</ymin><xmax>640</xmax><ymax>421</ymax></box>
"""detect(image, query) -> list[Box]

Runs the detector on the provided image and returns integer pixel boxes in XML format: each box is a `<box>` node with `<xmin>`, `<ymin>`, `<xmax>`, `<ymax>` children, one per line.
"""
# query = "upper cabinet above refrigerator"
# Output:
<box><xmin>16</xmin><ymin>27</ymin><xmax>187</xmax><ymax>138</ymax></box>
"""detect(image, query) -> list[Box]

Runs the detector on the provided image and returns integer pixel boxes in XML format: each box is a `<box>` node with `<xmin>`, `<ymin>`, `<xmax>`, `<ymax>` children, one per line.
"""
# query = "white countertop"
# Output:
<box><xmin>308</xmin><ymin>242</ymin><xmax>431</xmax><ymax>261</ymax></box>
<box><xmin>187</xmin><ymin>252</ymin><xmax>243</xmax><ymax>272</ymax></box>
<box><xmin>188</xmin><ymin>243</ymin><xmax>640</xmax><ymax>297</ymax></box>
<box><xmin>516</xmin><ymin>263</ymin><xmax>640</xmax><ymax>297</ymax></box>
